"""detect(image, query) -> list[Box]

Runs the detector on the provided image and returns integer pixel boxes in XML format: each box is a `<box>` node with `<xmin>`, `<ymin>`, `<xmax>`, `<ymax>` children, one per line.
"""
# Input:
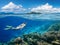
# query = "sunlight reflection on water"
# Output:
<box><xmin>0</xmin><ymin>13</ymin><xmax>60</xmax><ymax>20</ymax></box>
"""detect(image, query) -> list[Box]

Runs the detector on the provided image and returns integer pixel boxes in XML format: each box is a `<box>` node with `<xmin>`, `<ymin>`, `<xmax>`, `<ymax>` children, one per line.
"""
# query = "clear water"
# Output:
<box><xmin>0</xmin><ymin>14</ymin><xmax>60</xmax><ymax>42</ymax></box>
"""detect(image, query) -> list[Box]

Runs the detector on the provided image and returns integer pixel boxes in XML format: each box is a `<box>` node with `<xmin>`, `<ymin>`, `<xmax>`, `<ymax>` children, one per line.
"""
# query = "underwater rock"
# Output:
<box><xmin>1</xmin><ymin>23</ymin><xmax>60</xmax><ymax>45</ymax></box>
<box><xmin>8</xmin><ymin>37</ymin><xmax>24</xmax><ymax>45</ymax></box>
<box><xmin>52</xmin><ymin>40</ymin><xmax>60</xmax><ymax>45</ymax></box>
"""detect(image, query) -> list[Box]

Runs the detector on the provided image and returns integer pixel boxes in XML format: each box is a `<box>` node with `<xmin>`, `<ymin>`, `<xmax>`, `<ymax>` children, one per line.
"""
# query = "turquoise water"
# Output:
<box><xmin>0</xmin><ymin>14</ymin><xmax>60</xmax><ymax>42</ymax></box>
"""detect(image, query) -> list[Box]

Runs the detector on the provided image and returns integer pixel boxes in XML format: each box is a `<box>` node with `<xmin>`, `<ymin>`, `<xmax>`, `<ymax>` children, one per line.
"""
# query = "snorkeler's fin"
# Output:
<box><xmin>4</xmin><ymin>25</ymin><xmax>12</xmax><ymax>30</ymax></box>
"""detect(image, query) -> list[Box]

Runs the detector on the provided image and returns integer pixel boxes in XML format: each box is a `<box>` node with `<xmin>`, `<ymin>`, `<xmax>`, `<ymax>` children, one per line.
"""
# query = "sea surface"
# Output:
<box><xmin>0</xmin><ymin>14</ymin><xmax>60</xmax><ymax>42</ymax></box>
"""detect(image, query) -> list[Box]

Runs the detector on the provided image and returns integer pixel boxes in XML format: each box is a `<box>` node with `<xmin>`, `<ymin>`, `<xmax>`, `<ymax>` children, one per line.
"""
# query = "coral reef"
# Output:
<box><xmin>1</xmin><ymin>23</ymin><xmax>60</xmax><ymax>45</ymax></box>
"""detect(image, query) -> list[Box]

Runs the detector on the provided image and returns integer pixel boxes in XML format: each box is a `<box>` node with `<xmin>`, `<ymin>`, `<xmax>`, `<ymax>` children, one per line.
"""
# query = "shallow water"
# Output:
<box><xmin>0</xmin><ymin>13</ymin><xmax>60</xmax><ymax>20</ymax></box>
<box><xmin>0</xmin><ymin>14</ymin><xmax>60</xmax><ymax>42</ymax></box>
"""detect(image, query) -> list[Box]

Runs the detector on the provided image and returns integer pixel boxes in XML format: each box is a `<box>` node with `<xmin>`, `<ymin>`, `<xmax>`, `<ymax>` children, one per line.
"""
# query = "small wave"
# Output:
<box><xmin>0</xmin><ymin>14</ymin><xmax>60</xmax><ymax>20</ymax></box>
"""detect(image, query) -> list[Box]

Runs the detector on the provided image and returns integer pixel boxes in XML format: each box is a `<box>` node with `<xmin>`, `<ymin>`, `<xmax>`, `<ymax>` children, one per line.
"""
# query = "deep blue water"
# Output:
<box><xmin>0</xmin><ymin>15</ymin><xmax>60</xmax><ymax>42</ymax></box>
